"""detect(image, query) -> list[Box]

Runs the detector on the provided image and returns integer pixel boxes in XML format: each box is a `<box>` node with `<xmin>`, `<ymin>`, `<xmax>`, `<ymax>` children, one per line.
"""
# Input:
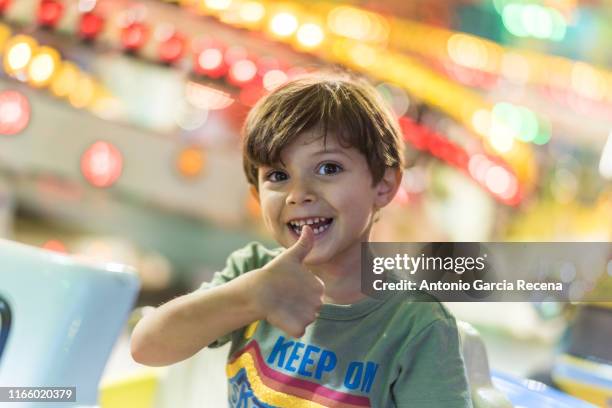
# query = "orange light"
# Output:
<box><xmin>177</xmin><ymin>147</ymin><xmax>206</xmax><ymax>178</ymax></box>
<box><xmin>246</xmin><ymin>192</ymin><xmax>261</xmax><ymax>219</ymax></box>
<box><xmin>42</xmin><ymin>239</ymin><xmax>67</xmax><ymax>253</ymax></box>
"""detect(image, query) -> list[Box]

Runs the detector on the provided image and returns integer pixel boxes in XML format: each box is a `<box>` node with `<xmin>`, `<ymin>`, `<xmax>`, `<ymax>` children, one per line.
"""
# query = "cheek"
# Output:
<box><xmin>259</xmin><ymin>192</ymin><xmax>284</xmax><ymax>229</ymax></box>
<box><xmin>336</xmin><ymin>186</ymin><xmax>376</xmax><ymax>210</ymax></box>
<box><xmin>337</xmin><ymin>190</ymin><xmax>377</xmax><ymax>226</ymax></box>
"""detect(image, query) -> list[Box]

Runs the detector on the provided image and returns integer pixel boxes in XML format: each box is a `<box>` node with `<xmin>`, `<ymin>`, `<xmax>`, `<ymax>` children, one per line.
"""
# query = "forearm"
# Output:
<box><xmin>130</xmin><ymin>273</ymin><xmax>261</xmax><ymax>366</ymax></box>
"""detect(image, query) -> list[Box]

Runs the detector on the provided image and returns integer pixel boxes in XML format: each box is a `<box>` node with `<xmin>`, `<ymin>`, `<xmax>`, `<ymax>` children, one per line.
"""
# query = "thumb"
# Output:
<box><xmin>286</xmin><ymin>225</ymin><xmax>314</xmax><ymax>262</ymax></box>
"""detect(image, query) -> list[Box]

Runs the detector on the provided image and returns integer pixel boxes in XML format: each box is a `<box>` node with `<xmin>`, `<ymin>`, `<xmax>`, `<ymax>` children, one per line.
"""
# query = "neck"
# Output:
<box><xmin>306</xmin><ymin>233</ymin><xmax>370</xmax><ymax>305</ymax></box>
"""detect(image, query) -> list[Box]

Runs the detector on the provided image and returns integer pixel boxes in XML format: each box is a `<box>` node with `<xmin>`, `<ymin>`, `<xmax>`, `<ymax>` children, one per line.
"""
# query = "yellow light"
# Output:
<box><xmin>91</xmin><ymin>95</ymin><xmax>123</xmax><ymax>120</ymax></box>
<box><xmin>471</xmin><ymin>108</ymin><xmax>491</xmax><ymax>136</ymax></box>
<box><xmin>327</xmin><ymin>6</ymin><xmax>388</xmax><ymax>44</ymax></box>
<box><xmin>269</xmin><ymin>12</ymin><xmax>298</xmax><ymax>37</ymax></box>
<box><xmin>447</xmin><ymin>34</ymin><xmax>489</xmax><ymax>71</ymax></box>
<box><xmin>4</xmin><ymin>35</ymin><xmax>38</xmax><ymax>76</ymax></box>
<box><xmin>51</xmin><ymin>62</ymin><xmax>79</xmax><ymax>97</ymax></box>
<box><xmin>28</xmin><ymin>46</ymin><xmax>60</xmax><ymax>88</ymax></box>
<box><xmin>571</xmin><ymin>62</ymin><xmax>606</xmax><ymax>101</ymax></box>
<box><xmin>239</xmin><ymin>1</ymin><xmax>265</xmax><ymax>23</ymax></box>
<box><xmin>204</xmin><ymin>0</ymin><xmax>232</xmax><ymax>11</ymax></box>
<box><xmin>296</xmin><ymin>23</ymin><xmax>324</xmax><ymax>48</ymax></box>
<box><xmin>348</xmin><ymin>43</ymin><xmax>378</xmax><ymax>69</ymax></box>
<box><xmin>501</xmin><ymin>52</ymin><xmax>530</xmax><ymax>83</ymax></box>
<box><xmin>69</xmin><ymin>74</ymin><xmax>96</xmax><ymax>108</ymax></box>
<box><xmin>0</xmin><ymin>24</ymin><xmax>12</xmax><ymax>53</ymax></box>
<box><xmin>489</xmin><ymin>118</ymin><xmax>515</xmax><ymax>153</ymax></box>
<box><xmin>328</xmin><ymin>6</ymin><xmax>369</xmax><ymax>40</ymax></box>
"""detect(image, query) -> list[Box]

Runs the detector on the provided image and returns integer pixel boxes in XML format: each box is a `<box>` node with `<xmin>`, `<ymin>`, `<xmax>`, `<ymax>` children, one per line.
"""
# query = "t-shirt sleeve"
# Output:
<box><xmin>391</xmin><ymin>317</ymin><xmax>473</xmax><ymax>408</ymax></box>
<box><xmin>199</xmin><ymin>242</ymin><xmax>280</xmax><ymax>348</ymax></box>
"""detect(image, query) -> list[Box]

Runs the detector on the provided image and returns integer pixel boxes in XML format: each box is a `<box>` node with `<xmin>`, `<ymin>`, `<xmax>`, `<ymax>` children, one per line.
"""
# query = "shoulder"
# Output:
<box><xmin>225</xmin><ymin>241</ymin><xmax>284</xmax><ymax>273</ymax></box>
<box><xmin>200</xmin><ymin>242</ymin><xmax>283</xmax><ymax>290</ymax></box>
<box><xmin>383</xmin><ymin>291</ymin><xmax>458</xmax><ymax>338</ymax></box>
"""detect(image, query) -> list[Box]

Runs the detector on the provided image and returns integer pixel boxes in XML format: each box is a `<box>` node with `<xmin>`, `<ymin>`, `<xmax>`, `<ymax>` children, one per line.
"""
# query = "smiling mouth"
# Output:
<box><xmin>287</xmin><ymin>217</ymin><xmax>334</xmax><ymax>236</ymax></box>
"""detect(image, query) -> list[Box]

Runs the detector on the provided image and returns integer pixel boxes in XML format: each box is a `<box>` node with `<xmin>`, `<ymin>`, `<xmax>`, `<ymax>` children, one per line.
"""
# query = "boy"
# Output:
<box><xmin>131</xmin><ymin>74</ymin><xmax>472</xmax><ymax>407</ymax></box>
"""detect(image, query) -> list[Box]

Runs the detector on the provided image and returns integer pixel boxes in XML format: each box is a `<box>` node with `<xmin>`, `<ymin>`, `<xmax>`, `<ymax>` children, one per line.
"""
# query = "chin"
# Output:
<box><xmin>303</xmin><ymin>248</ymin><xmax>335</xmax><ymax>266</ymax></box>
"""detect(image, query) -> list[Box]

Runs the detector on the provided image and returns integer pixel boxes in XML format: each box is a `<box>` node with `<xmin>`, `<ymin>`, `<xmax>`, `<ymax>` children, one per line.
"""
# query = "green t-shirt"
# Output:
<box><xmin>201</xmin><ymin>242</ymin><xmax>472</xmax><ymax>408</ymax></box>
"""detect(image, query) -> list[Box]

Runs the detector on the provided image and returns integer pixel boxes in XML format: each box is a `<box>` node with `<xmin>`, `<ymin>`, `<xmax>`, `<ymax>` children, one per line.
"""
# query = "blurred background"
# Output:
<box><xmin>0</xmin><ymin>0</ymin><xmax>610</xmax><ymax>400</ymax></box>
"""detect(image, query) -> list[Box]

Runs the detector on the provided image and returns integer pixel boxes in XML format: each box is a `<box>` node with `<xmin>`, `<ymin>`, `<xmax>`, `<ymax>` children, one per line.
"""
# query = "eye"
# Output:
<box><xmin>266</xmin><ymin>170</ymin><xmax>288</xmax><ymax>182</ymax></box>
<box><xmin>317</xmin><ymin>162</ymin><xmax>343</xmax><ymax>176</ymax></box>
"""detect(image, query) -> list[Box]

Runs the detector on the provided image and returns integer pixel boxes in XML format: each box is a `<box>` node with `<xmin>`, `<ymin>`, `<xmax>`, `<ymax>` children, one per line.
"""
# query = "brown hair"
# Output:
<box><xmin>242</xmin><ymin>73</ymin><xmax>404</xmax><ymax>189</ymax></box>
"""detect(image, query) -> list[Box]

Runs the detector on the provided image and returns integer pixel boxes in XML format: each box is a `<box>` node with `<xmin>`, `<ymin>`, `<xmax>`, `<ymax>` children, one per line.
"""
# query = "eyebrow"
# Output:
<box><xmin>312</xmin><ymin>148</ymin><xmax>351</xmax><ymax>158</ymax></box>
<box><xmin>260</xmin><ymin>148</ymin><xmax>351</xmax><ymax>172</ymax></box>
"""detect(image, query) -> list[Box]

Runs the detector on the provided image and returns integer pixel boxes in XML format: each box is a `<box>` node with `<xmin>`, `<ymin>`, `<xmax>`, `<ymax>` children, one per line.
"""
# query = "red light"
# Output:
<box><xmin>79</xmin><ymin>12</ymin><xmax>104</xmax><ymax>41</ymax></box>
<box><xmin>447</xmin><ymin>145</ymin><xmax>469</xmax><ymax>169</ymax></box>
<box><xmin>121</xmin><ymin>22</ymin><xmax>149</xmax><ymax>52</ymax></box>
<box><xmin>399</xmin><ymin>117</ymin><xmax>428</xmax><ymax>150</ymax></box>
<box><xmin>400</xmin><ymin>115</ymin><xmax>524</xmax><ymax>206</ymax></box>
<box><xmin>37</xmin><ymin>0</ymin><xmax>63</xmax><ymax>28</ymax></box>
<box><xmin>228</xmin><ymin>59</ymin><xmax>257</xmax><ymax>86</ymax></box>
<box><xmin>0</xmin><ymin>90</ymin><xmax>30</xmax><ymax>136</ymax></box>
<box><xmin>81</xmin><ymin>141</ymin><xmax>123</xmax><ymax>188</ymax></box>
<box><xmin>194</xmin><ymin>48</ymin><xmax>225</xmax><ymax>77</ymax></box>
<box><xmin>468</xmin><ymin>154</ymin><xmax>522</xmax><ymax>206</ymax></box>
<box><xmin>0</xmin><ymin>0</ymin><xmax>12</xmax><ymax>14</ymax></box>
<box><xmin>158</xmin><ymin>32</ymin><xmax>186</xmax><ymax>64</ymax></box>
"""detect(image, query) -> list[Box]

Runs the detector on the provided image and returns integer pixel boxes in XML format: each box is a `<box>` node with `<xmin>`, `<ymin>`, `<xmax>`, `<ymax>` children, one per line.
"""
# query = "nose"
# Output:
<box><xmin>286</xmin><ymin>178</ymin><xmax>316</xmax><ymax>205</ymax></box>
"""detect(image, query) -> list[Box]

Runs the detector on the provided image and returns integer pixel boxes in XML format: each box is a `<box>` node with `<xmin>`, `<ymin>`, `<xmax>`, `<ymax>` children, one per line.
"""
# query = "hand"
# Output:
<box><xmin>251</xmin><ymin>226</ymin><xmax>325</xmax><ymax>338</ymax></box>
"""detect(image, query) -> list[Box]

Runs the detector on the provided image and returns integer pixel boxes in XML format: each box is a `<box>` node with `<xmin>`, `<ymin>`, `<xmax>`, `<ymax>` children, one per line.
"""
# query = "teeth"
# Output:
<box><xmin>312</xmin><ymin>222</ymin><xmax>331</xmax><ymax>235</ymax></box>
<box><xmin>288</xmin><ymin>218</ymin><xmax>332</xmax><ymax>230</ymax></box>
<box><xmin>290</xmin><ymin>218</ymin><xmax>315</xmax><ymax>226</ymax></box>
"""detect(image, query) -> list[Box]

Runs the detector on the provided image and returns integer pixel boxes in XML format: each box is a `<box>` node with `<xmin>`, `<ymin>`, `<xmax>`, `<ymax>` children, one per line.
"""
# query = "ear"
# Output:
<box><xmin>374</xmin><ymin>167</ymin><xmax>402</xmax><ymax>209</ymax></box>
<box><xmin>249</xmin><ymin>185</ymin><xmax>260</xmax><ymax>203</ymax></box>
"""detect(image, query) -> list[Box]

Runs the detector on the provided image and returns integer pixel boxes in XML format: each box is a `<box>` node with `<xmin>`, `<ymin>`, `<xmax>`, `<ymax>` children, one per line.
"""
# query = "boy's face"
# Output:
<box><xmin>253</xmin><ymin>129</ymin><xmax>400</xmax><ymax>266</ymax></box>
